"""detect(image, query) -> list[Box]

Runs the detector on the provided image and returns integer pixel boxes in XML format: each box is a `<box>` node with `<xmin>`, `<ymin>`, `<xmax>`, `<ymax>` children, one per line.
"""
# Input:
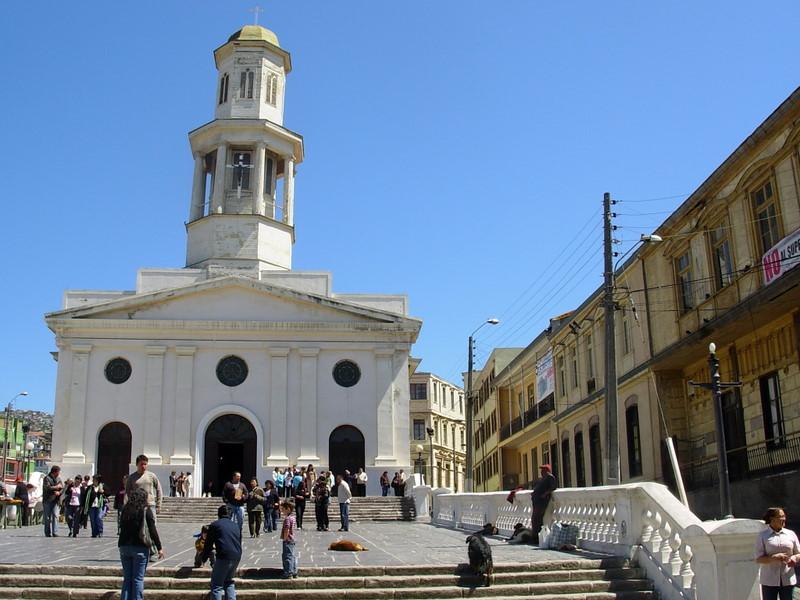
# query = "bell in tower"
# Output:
<box><xmin>185</xmin><ymin>25</ymin><xmax>304</xmax><ymax>274</ymax></box>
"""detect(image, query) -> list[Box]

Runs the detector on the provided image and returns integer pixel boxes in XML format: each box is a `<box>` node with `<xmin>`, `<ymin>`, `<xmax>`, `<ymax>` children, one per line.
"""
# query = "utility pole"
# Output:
<box><xmin>689</xmin><ymin>343</ymin><xmax>741</xmax><ymax>518</ymax></box>
<box><xmin>603</xmin><ymin>192</ymin><xmax>620</xmax><ymax>485</ymax></box>
<box><xmin>465</xmin><ymin>335</ymin><xmax>475</xmax><ymax>492</ymax></box>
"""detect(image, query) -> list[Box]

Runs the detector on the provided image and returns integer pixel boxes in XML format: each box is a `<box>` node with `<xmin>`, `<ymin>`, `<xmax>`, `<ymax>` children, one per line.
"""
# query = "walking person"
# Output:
<box><xmin>355</xmin><ymin>468</ymin><xmax>368</xmax><ymax>497</ymax></box>
<box><xmin>85</xmin><ymin>474</ymin><xmax>107</xmax><ymax>538</ymax></box>
<box><xmin>530</xmin><ymin>464</ymin><xmax>557</xmax><ymax>545</ymax></box>
<box><xmin>115</xmin><ymin>476</ymin><xmax>127</xmax><ymax>535</ymax></box>
<box><xmin>280</xmin><ymin>500</ymin><xmax>298</xmax><ymax>578</ymax></box>
<box><xmin>183</xmin><ymin>472</ymin><xmax>193</xmax><ymax>498</ymax></box>
<box><xmin>222</xmin><ymin>472</ymin><xmax>248</xmax><ymax>535</ymax></box>
<box><xmin>14</xmin><ymin>477</ymin><xmax>30</xmax><ymax>526</ymax></box>
<box><xmin>380</xmin><ymin>471</ymin><xmax>390</xmax><ymax>497</ymax></box>
<box><xmin>246</xmin><ymin>478</ymin><xmax>265</xmax><ymax>538</ymax></box>
<box><xmin>118</xmin><ymin>487</ymin><xmax>164</xmax><ymax>600</ymax></box>
<box><xmin>203</xmin><ymin>506</ymin><xmax>242</xmax><ymax>600</ymax></box>
<box><xmin>313</xmin><ymin>474</ymin><xmax>330</xmax><ymax>531</ymax></box>
<box><xmin>42</xmin><ymin>465</ymin><xmax>63</xmax><ymax>537</ymax></box>
<box><xmin>74</xmin><ymin>476</ymin><xmax>91</xmax><ymax>537</ymax></box>
<box><xmin>755</xmin><ymin>507</ymin><xmax>800</xmax><ymax>600</ymax></box>
<box><xmin>263</xmin><ymin>480</ymin><xmax>280</xmax><ymax>533</ymax></box>
<box><xmin>293</xmin><ymin>472</ymin><xmax>309</xmax><ymax>529</ymax></box>
<box><xmin>126</xmin><ymin>455</ymin><xmax>163</xmax><ymax>520</ymax></box>
<box><xmin>335</xmin><ymin>473</ymin><xmax>352</xmax><ymax>532</ymax></box>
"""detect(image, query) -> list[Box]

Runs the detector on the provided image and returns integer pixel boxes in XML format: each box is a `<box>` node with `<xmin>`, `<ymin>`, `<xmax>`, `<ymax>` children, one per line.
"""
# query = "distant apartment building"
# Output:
<box><xmin>474</xmin><ymin>85</ymin><xmax>800</xmax><ymax>522</ymax></box>
<box><xmin>409</xmin><ymin>372</ymin><xmax>466</xmax><ymax>490</ymax></box>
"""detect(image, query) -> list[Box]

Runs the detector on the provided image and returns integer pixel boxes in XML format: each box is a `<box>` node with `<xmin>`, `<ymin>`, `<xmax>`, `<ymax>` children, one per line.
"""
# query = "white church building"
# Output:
<box><xmin>45</xmin><ymin>25</ymin><xmax>421</xmax><ymax>496</ymax></box>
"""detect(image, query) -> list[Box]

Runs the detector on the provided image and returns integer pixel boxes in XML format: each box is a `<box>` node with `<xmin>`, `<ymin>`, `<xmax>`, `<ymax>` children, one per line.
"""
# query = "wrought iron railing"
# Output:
<box><xmin>499</xmin><ymin>395</ymin><xmax>555</xmax><ymax>441</ymax></box>
<box><xmin>681</xmin><ymin>430</ymin><xmax>800</xmax><ymax>489</ymax></box>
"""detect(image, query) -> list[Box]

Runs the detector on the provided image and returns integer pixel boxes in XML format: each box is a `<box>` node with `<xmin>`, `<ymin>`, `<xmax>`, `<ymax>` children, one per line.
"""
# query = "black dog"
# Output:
<box><xmin>466</xmin><ymin>523</ymin><xmax>497</xmax><ymax>586</ymax></box>
<box><xmin>507</xmin><ymin>522</ymin><xmax>536</xmax><ymax>545</ymax></box>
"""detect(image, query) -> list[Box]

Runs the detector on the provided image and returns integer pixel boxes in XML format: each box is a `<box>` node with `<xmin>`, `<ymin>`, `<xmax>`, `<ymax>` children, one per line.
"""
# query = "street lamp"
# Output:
<box><xmin>465</xmin><ymin>318</ymin><xmax>500</xmax><ymax>492</ymax></box>
<box><xmin>414</xmin><ymin>444</ymin><xmax>424</xmax><ymax>479</ymax></box>
<box><xmin>1</xmin><ymin>392</ymin><xmax>29</xmax><ymax>486</ymax></box>
<box><xmin>426</xmin><ymin>427</ymin><xmax>435</xmax><ymax>488</ymax></box>
<box><xmin>24</xmin><ymin>441</ymin><xmax>34</xmax><ymax>479</ymax></box>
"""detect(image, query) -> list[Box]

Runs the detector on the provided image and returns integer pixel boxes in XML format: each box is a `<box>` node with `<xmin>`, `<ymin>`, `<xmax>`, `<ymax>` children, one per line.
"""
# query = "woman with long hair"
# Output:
<box><xmin>118</xmin><ymin>487</ymin><xmax>164</xmax><ymax>600</ymax></box>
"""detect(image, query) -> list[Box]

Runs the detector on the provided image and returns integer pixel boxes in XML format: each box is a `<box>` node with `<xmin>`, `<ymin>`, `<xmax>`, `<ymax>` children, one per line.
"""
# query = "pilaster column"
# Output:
<box><xmin>267</xmin><ymin>347</ymin><xmax>290</xmax><ymax>463</ymax></box>
<box><xmin>190</xmin><ymin>152</ymin><xmax>205</xmax><ymax>221</ymax></box>
<box><xmin>211</xmin><ymin>144</ymin><xmax>227</xmax><ymax>213</ymax></box>
<box><xmin>283</xmin><ymin>155</ymin><xmax>295</xmax><ymax>226</ymax></box>
<box><xmin>252</xmin><ymin>143</ymin><xmax>266</xmax><ymax>215</ymax></box>
<box><xmin>143</xmin><ymin>345</ymin><xmax>166</xmax><ymax>464</ymax></box>
<box><xmin>297</xmin><ymin>348</ymin><xmax>320</xmax><ymax>462</ymax></box>
<box><xmin>170</xmin><ymin>346</ymin><xmax>196</xmax><ymax>463</ymax></box>
<box><xmin>374</xmin><ymin>348</ymin><xmax>396</xmax><ymax>465</ymax></box>
<box><xmin>64</xmin><ymin>343</ymin><xmax>92</xmax><ymax>462</ymax></box>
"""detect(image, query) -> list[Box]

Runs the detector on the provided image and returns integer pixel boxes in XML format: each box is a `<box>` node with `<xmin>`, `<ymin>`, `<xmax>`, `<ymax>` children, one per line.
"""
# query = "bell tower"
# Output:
<box><xmin>185</xmin><ymin>25</ymin><xmax>304</xmax><ymax>274</ymax></box>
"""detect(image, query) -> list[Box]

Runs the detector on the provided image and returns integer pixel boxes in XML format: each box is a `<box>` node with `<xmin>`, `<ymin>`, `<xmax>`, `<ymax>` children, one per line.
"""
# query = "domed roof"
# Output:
<box><xmin>227</xmin><ymin>25</ymin><xmax>280</xmax><ymax>48</ymax></box>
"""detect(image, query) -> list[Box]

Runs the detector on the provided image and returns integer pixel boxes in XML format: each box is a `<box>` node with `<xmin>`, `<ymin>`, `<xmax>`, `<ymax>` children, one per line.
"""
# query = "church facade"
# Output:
<box><xmin>45</xmin><ymin>25</ymin><xmax>421</xmax><ymax>496</ymax></box>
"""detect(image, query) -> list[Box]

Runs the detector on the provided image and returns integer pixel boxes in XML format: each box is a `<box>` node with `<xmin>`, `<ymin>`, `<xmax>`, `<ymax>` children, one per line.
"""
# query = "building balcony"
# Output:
<box><xmin>499</xmin><ymin>394</ymin><xmax>555</xmax><ymax>442</ymax></box>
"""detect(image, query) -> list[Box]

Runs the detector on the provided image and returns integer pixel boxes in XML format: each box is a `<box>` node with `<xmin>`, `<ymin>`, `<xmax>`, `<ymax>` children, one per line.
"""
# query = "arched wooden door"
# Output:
<box><xmin>328</xmin><ymin>425</ymin><xmax>365</xmax><ymax>479</ymax></box>
<box><xmin>203</xmin><ymin>414</ymin><xmax>257</xmax><ymax>496</ymax></box>
<box><xmin>97</xmin><ymin>422</ymin><xmax>132</xmax><ymax>496</ymax></box>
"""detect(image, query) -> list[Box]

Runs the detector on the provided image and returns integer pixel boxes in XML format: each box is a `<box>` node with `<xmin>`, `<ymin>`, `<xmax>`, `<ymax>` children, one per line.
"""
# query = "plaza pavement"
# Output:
<box><xmin>0</xmin><ymin>520</ymin><xmax>597</xmax><ymax>569</ymax></box>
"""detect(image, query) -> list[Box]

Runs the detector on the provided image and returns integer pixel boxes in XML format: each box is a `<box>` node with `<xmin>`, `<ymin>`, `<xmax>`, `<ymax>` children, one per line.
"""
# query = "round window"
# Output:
<box><xmin>105</xmin><ymin>358</ymin><xmax>132</xmax><ymax>385</ymax></box>
<box><xmin>217</xmin><ymin>355</ymin><xmax>248</xmax><ymax>387</ymax></box>
<box><xmin>333</xmin><ymin>360</ymin><xmax>361</xmax><ymax>388</ymax></box>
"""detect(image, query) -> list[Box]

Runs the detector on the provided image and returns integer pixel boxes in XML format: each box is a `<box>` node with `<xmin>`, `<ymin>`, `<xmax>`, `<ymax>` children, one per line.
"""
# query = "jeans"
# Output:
<box><xmin>89</xmin><ymin>507</ymin><xmax>104</xmax><ymax>537</ymax></box>
<box><xmin>315</xmin><ymin>500</ymin><xmax>329</xmax><ymax>530</ymax></box>
<box><xmin>65</xmin><ymin>504</ymin><xmax>79</xmax><ymax>532</ymax></box>
<box><xmin>119</xmin><ymin>545</ymin><xmax>149</xmax><ymax>600</ymax></box>
<box><xmin>227</xmin><ymin>504</ymin><xmax>244</xmax><ymax>534</ymax></box>
<box><xmin>282</xmin><ymin>541</ymin><xmax>297</xmax><ymax>576</ymax></box>
<box><xmin>210</xmin><ymin>557</ymin><xmax>239</xmax><ymax>600</ymax></box>
<box><xmin>43</xmin><ymin>500</ymin><xmax>59</xmax><ymax>536</ymax></box>
<box><xmin>760</xmin><ymin>585</ymin><xmax>795</xmax><ymax>600</ymax></box>
<box><xmin>295</xmin><ymin>499</ymin><xmax>306</xmax><ymax>528</ymax></box>
<box><xmin>265</xmin><ymin>508</ymin><xmax>278</xmax><ymax>532</ymax></box>
<box><xmin>339</xmin><ymin>502</ymin><xmax>349</xmax><ymax>531</ymax></box>
<box><xmin>381</xmin><ymin>485</ymin><xmax>389</xmax><ymax>497</ymax></box>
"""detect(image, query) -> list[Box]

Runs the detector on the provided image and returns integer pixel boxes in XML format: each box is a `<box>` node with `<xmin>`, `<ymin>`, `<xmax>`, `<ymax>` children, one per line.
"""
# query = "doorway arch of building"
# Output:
<box><xmin>194</xmin><ymin>405</ymin><xmax>265</xmax><ymax>497</ymax></box>
<box><xmin>328</xmin><ymin>425</ymin><xmax>365</xmax><ymax>479</ymax></box>
<box><xmin>96</xmin><ymin>421</ymin><xmax>132</xmax><ymax>497</ymax></box>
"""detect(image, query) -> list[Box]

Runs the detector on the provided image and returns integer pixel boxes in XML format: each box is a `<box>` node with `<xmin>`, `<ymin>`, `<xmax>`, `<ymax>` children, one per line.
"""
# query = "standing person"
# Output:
<box><xmin>42</xmin><ymin>465</ymin><xmax>63</xmax><ymax>537</ymax></box>
<box><xmin>355</xmin><ymin>468</ymin><xmax>368</xmax><ymax>497</ymax></box>
<box><xmin>280</xmin><ymin>500</ymin><xmax>298</xmax><ymax>579</ymax></box>
<box><xmin>274</xmin><ymin>469</ymin><xmax>285</xmax><ymax>500</ymax></box>
<box><xmin>283</xmin><ymin>467</ymin><xmax>294</xmax><ymax>499</ymax></box>
<box><xmin>335</xmin><ymin>474</ymin><xmax>352</xmax><ymax>532</ymax></box>
<box><xmin>14</xmin><ymin>477</ymin><xmax>30</xmax><ymax>526</ymax></box>
<box><xmin>263</xmin><ymin>480</ymin><xmax>280</xmax><ymax>533</ymax></box>
<box><xmin>75</xmin><ymin>476</ymin><xmax>91</xmax><ymax>537</ymax></box>
<box><xmin>184</xmin><ymin>472</ymin><xmax>193</xmax><ymax>498</ymax></box>
<box><xmin>222</xmin><ymin>472</ymin><xmax>248</xmax><ymax>534</ymax></box>
<box><xmin>115</xmin><ymin>476</ymin><xmax>127</xmax><ymax>535</ymax></box>
<box><xmin>126</xmin><ymin>455</ymin><xmax>163</xmax><ymax>520</ymax></box>
<box><xmin>204</xmin><ymin>480</ymin><xmax>214</xmax><ymax>498</ymax></box>
<box><xmin>391</xmin><ymin>472</ymin><xmax>400</xmax><ymax>496</ymax></box>
<box><xmin>398</xmin><ymin>470</ymin><xmax>408</xmax><ymax>496</ymax></box>
<box><xmin>313</xmin><ymin>474</ymin><xmax>330</xmax><ymax>531</ymax></box>
<box><xmin>246</xmin><ymin>478</ymin><xmax>265</xmax><ymax>538</ymax></box>
<box><xmin>203</xmin><ymin>506</ymin><xmax>242</xmax><ymax>600</ymax></box>
<box><xmin>530</xmin><ymin>464</ymin><xmax>557</xmax><ymax>545</ymax></box>
<box><xmin>176</xmin><ymin>473</ymin><xmax>185</xmax><ymax>498</ymax></box>
<box><xmin>306</xmin><ymin>464</ymin><xmax>316</xmax><ymax>486</ymax></box>
<box><xmin>168</xmin><ymin>472</ymin><xmax>177</xmax><ymax>498</ymax></box>
<box><xmin>293</xmin><ymin>473</ymin><xmax>309</xmax><ymax>529</ymax></box>
<box><xmin>118</xmin><ymin>487</ymin><xmax>164</xmax><ymax>600</ymax></box>
<box><xmin>380</xmin><ymin>471</ymin><xmax>390</xmax><ymax>497</ymax></box>
<box><xmin>85</xmin><ymin>474</ymin><xmax>107</xmax><ymax>538</ymax></box>
<box><xmin>755</xmin><ymin>507</ymin><xmax>800</xmax><ymax>600</ymax></box>
<box><xmin>64</xmin><ymin>477</ymin><xmax>81</xmax><ymax>536</ymax></box>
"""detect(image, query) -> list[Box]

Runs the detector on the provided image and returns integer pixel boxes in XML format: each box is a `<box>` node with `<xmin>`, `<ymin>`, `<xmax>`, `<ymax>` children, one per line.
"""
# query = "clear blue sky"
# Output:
<box><xmin>2</xmin><ymin>2</ymin><xmax>799</xmax><ymax>412</ymax></box>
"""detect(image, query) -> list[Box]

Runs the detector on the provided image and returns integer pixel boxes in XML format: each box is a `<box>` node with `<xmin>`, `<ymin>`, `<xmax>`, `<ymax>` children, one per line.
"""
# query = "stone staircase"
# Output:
<box><xmin>150</xmin><ymin>496</ymin><xmax>416</xmax><ymax>523</ymax></box>
<box><xmin>0</xmin><ymin>557</ymin><xmax>656</xmax><ymax>599</ymax></box>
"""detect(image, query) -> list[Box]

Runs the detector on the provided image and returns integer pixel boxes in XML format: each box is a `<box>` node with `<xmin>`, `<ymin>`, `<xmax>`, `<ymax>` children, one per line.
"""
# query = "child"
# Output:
<box><xmin>193</xmin><ymin>525</ymin><xmax>215</xmax><ymax>568</ymax></box>
<box><xmin>280</xmin><ymin>500</ymin><xmax>298</xmax><ymax>579</ymax></box>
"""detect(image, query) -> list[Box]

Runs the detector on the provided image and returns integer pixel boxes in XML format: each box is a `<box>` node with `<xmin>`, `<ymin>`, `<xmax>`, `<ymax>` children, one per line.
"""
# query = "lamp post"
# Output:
<box><xmin>1</xmin><ymin>392</ymin><xmax>28</xmax><ymax>486</ymax></box>
<box><xmin>24</xmin><ymin>442</ymin><xmax>34</xmax><ymax>479</ymax></box>
<box><xmin>426</xmin><ymin>426</ymin><xmax>435</xmax><ymax>488</ymax></box>
<box><xmin>415</xmin><ymin>444</ymin><xmax>424</xmax><ymax>480</ymax></box>
<box><xmin>465</xmin><ymin>318</ymin><xmax>500</xmax><ymax>492</ymax></box>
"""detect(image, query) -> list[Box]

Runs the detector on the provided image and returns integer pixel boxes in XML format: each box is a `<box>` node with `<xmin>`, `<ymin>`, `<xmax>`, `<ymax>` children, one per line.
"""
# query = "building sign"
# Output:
<box><xmin>763</xmin><ymin>227</ymin><xmax>800</xmax><ymax>286</ymax></box>
<box><xmin>536</xmin><ymin>350</ymin><xmax>555</xmax><ymax>400</ymax></box>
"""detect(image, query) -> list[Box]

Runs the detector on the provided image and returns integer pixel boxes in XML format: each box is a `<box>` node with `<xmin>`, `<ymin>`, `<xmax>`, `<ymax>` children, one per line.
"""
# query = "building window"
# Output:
<box><xmin>266</xmin><ymin>72</ymin><xmax>279</xmax><ymax>106</ymax></box>
<box><xmin>216</xmin><ymin>355</ymin><xmax>248</xmax><ymax>387</ymax></box>
<box><xmin>622</xmin><ymin>317</ymin><xmax>632</xmax><ymax>355</ymax></box>
<box><xmin>240</xmin><ymin>69</ymin><xmax>254</xmax><ymax>99</ymax></box>
<box><xmin>527</xmin><ymin>384</ymin><xmax>535</xmax><ymax>409</ymax></box>
<box><xmin>230</xmin><ymin>151</ymin><xmax>252</xmax><ymax>191</ymax></box>
<box><xmin>574</xmin><ymin>431</ymin><xmax>586</xmax><ymax>487</ymax></box>
<box><xmin>560</xmin><ymin>437</ymin><xmax>572</xmax><ymax>487</ymax></box>
<box><xmin>410</xmin><ymin>383</ymin><xmax>427</xmax><ymax>400</ymax></box>
<box><xmin>442</xmin><ymin>425</ymin><xmax>448</xmax><ymax>445</ymax></box>
<box><xmin>709</xmin><ymin>221</ymin><xmax>734</xmax><ymax>289</ymax></box>
<box><xmin>760</xmin><ymin>372</ymin><xmax>785</xmax><ymax>448</ymax></box>
<box><xmin>450</xmin><ymin>389</ymin><xmax>455</xmax><ymax>410</ymax></box>
<box><xmin>589</xmin><ymin>423</ymin><xmax>602</xmax><ymax>485</ymax></box>
<box><xmin>433</xmin><ymin>383</ymin><xmax>438</xmax><ymax>404</ymax></box>
<box><xmin>531</xmin><ymin>447</ymin><xmax>539</xmax><ymax>477</ymax></box>
<box><xmin>332</xmin><ymin>360</ymin><xmax>361</xmax><ymax>387</ymax></box>
<box><xmin>585</xmin><ymin>333</ymin><xmax>594</xmax><ymax>379</ymax></box>
<box><xmin>626</xmin><ymin>405</ymin><xmax>642</xmax><ymax>478</ymax></box>
<box><xmin>541</xmin><ymin>442</ymin><xmax>550</xmax><ymax>469</ymax></box>
<box><xmin>557</xmin><ymin>356</ymin><xmax>566</xmax><ymax>397</ymax></box>
<box><xmin>751</xmin><ymin>180</ymin><xmax>781</xmax><ymax>255</ymax></box>
<box><xmin>218</xmin><ymin>73</ymin><xmax>230</xmax><ymax>104</ymax></box>
<box><xmin>675</xmin><ymin>251</ymin><xmax>694</xmax><ymax>313</ymax></box>
<box><xmin>459</xmin><ymin>395</ymin><xmax>463</xmax><ymax>414</ymax></box>
<box><xmin>105</xmin><ymin>358</ymin><xmax>132</xmax><ymax>385</ymax></box>
<box><xmin>569</xmin><ymin>347</ymin><xmax>578</xmax><ymax>388</ymax></box>
<box><xmin>413</xmin><ymin>419</ymin><xmax>426</xmax><ymax>441</ymax></box>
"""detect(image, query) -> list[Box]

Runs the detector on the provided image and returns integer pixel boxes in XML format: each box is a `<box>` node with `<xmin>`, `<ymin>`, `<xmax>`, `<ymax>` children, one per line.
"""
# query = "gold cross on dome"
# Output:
<box><xmin>249</xmin><ymin>5</ymin><xmax>264</xmax><ymax>25</ymax></box>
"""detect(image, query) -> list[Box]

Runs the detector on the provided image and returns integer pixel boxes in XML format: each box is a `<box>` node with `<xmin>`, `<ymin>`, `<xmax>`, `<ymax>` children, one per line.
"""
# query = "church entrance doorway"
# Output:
<box><xmin>203</xmin><ymin>414</ymin><xmax>257</xmax><ymax>496</ymax></box>
<box><xmin>96</xmin><ymin>422</ymin><xmax>132</xmax><ymax>497</ymax></box>
<box><xmin>328</xmin><ymin>425</ymin><xmax>365</xmax><ymax>479</ymax></box>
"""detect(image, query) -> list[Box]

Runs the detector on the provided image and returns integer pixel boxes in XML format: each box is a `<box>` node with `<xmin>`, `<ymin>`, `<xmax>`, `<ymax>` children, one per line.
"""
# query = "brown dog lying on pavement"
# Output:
<box><xmin>329</xmin><ymin>540</ymin><xmax>369</xmax><ymax>551</ymax></box>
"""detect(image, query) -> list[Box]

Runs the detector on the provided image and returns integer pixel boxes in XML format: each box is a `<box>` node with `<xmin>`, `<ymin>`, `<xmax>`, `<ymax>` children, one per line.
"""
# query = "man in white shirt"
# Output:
<box><xmin>355</xmin><ymin>468</ymin><xmax>368</xmax><ymax>497</ymax></box>
<box><xmin>335</xmin><ymin>474</ymin><xmax>352</xmax><ymax>531</ymax></box>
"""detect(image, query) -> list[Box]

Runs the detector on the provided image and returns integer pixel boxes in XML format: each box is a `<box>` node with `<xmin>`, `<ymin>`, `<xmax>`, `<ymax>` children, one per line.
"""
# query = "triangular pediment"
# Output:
<box><xmin>46</xmin><ymin>276</ymin><xmax>418</xmax><ymax>328</ymax></box>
